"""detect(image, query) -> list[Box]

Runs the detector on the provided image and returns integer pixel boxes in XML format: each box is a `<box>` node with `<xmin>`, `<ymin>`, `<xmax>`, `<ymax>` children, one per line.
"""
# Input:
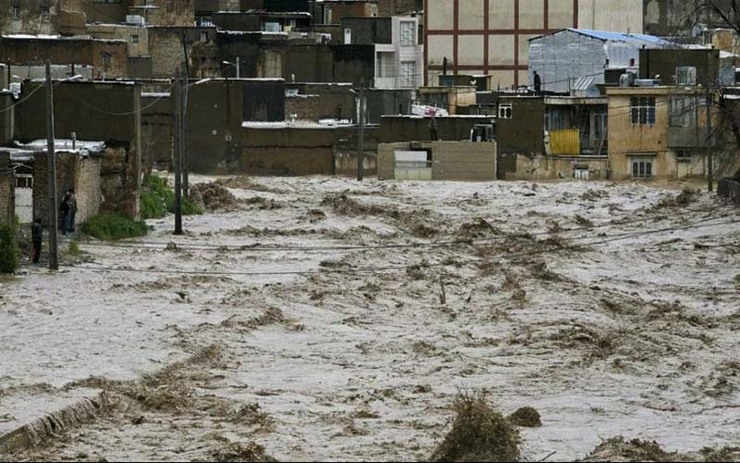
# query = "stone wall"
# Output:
<box><xmin>100</xmin><ymin>146</ymin><xmax>140</xmax><ymax>219</ymax></box>
<box><xmin>32</xmin><ymin>152</ymin><xmax>102</xmax><ymax>228</ymax></box>
<box><xmin>0</xmin><ymin>154</ymin><xmax>14</xmax><ymax>227</ymax></box>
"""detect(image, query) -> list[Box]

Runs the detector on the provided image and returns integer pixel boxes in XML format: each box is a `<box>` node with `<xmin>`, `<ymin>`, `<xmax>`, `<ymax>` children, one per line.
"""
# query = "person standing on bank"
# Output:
<box><xmin>31</xmin><ymin>217</ymin><xmax>43</xmax><ymax>264</ymax></box>
<box><xmin>67</xmin><ymin>188</ymin><xmax>78</xmax><ymax>235</ymax></box>
<box><xmin>533</xmin><ymin>70</ymin><xmax>542</xmax><ymax>95</ymax></box>
<box><xmin>60</xmin><ymin>189</ymin><xmax>71</xmax><ymax>236</ymax></box>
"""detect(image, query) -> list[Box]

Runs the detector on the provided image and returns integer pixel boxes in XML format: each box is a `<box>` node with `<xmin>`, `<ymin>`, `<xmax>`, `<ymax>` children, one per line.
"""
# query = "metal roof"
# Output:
<box><xmin>530</xmin><ymin>28</ymin><xmax>674</xmax><ymax>46</ymax></box>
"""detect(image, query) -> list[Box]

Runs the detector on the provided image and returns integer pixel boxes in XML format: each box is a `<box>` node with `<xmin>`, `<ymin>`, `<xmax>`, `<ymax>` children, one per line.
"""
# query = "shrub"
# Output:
<box><xmin>140</xmin><ymin>174</ymin><xmax>174</xmax><ymax>219</ymax></box>
<box><xmin>81</xmin><ymin>212</ymin><xmax>148</xmax><ymax>241</ymax></box>
<box><xmin>508</xmin><ymin>406</ymin><xmax>542</xmax><ymax>427</ymax></box>
<box><xmin>430</xmin><ymin>390</ymin><xmax>520</xmax><ymax>462</ymax></box>
<box><xmin>0</xmin><ymin>225</ymin><xmax>19</xmax><ymax>273</ymax></box>
<box><xmin>141</xmin><ymin>174</ymin><xmax>202</xmax><ymax>219</ymax></box>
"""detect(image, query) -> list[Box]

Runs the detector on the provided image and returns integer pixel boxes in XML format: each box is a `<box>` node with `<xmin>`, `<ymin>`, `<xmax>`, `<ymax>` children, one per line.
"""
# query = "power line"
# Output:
<box><xmin>74</xmin><ymin>203</ymin><xmax>734</xmax><ymax>254</ymax></box>
<box><xmin>69</xmin><ymin>216</ymin><xmax>739</xmax><ymax>277</ymax></box>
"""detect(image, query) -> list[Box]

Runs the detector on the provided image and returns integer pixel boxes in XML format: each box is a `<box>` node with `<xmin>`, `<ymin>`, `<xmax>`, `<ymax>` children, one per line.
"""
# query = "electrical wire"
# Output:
<box><xmin>69</xmin><ymin>215</ymin><xmax>740</xmax><ymax>277</ymax></box>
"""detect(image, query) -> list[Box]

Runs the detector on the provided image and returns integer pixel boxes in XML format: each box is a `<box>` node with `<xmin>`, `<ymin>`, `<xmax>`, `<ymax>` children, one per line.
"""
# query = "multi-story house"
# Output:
<box><xmin>343</xmin><ymin>15</ymin><xmax>423</xmax><ymax>88</ymax></box>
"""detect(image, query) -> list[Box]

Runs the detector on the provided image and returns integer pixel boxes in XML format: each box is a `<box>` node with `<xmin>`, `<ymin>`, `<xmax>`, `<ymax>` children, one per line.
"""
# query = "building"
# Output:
<box><xmin>528</xmin><ymin>28</ymin><xmax>673</xmax><ymax>94</ymax></box>
<box><xmin>377</xmin><ymin>140</ymin><xmax>496</xmax><ymax>180</ymax></box>
<box><xmin>0</xmin><ymin>0</ymin><xmax>60</xmax><ymax>36</ymax></box>
<box><xmin>424</xmin><ymin>0</ymin><xmax>643</xmax><ymax>89</ymax></box>
<box><xmin>371</xmin><ymin>15</ymin><xmax>424</xmax><ymax>89</ymax></box>
<box><xmin>313</xmin><ymin>0</ymin><xmax>379</xmax><ymax>25</ymax></box>
<box><xmin>606</xmin><ymin>85</ymin><xmax>713</xmax><ymax>180</ymax></box>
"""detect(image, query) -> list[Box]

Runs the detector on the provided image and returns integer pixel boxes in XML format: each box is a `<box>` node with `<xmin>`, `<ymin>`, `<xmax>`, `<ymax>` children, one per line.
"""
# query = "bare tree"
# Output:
<box><xmin>694</xmin><ymin>1</ymin><xmax>740</xmax><ymax>178</ymax></box>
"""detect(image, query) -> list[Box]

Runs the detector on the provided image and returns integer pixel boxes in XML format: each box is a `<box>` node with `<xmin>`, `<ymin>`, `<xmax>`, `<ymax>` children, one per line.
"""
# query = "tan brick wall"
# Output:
<box><xmin>33</xmin><ymin>152</ymin><xmax>102</xmax><ymax>228</ymax></box>
<box><xmin>377</xmin><ymin>141</ymin><xmax>496</xmax><ymax>181</ymax></box>
<box><xmin>0</xmin><ymin>170</ymin><xmax>14</xmax><ymax>227</ymax></box>
<box><xmin>285</xmin><ymin>96</ymin><xmax>322</xmax><ymax>122</ymax></box>
<box><xmin>101</xmin><ymin>146</ymin><xmax>140</xmax><ymax>219</ymax></box>
<box><xmin>431</xmin><ymin>141</ymin><xmax>496</xmax><ymax>181</ymax></box>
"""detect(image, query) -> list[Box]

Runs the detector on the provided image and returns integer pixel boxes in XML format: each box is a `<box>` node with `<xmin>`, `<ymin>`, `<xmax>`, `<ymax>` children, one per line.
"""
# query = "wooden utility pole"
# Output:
<box><xmin>45</xmin><ymin>61</ymin><xmax>59</xmax><ymax>270</ymax></box>
<box><xmin>357</xmin><ymin>79</ymin><xmax>365</xmax><ymax>181</ymax></box>
<box><xmin>173</xmin><ymin>69</ymin><xmax>183</xmax><ymax>235</ymax></box>
<box><xmin>706</xmin><ymin>69</ymin><xmax>713</xmax><ymax>192</ymax></box>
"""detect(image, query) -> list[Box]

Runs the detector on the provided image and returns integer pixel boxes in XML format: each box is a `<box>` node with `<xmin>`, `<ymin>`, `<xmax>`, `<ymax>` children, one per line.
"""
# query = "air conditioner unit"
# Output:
<box><xmin>619</xmin><ymin>72</ymin><xmax>635</xmax><ymax>87</ymax></box>
<box><xmin>126</xmin><ymin>15</ymin><xmax>145</xmax><ymax>26</ymax></box>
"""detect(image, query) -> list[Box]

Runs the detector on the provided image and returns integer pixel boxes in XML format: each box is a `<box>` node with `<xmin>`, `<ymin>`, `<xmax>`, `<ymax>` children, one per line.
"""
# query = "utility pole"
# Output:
<box><xmin>45</xmin><ymin>61</ymin><xmax>59</xmax><ymax>271</ymax></box>
<box><xmin>173</xmin><ymin>68</ymin><xmax>183</xmax><ymax>235</ymax></box>
<box><xmin>236</xmin><ymin>56</ymin><xmax>240</xmax><ymax>79</ymax></box>
<box><xmin>357</xmin><ymin>78</ymin><xmax>365</xmax><ymax>181</ymax></box>
<box><xmin>706</xmin><ymin>62</ymin><xmax>713</xmax><ymax>192</ymax></box>
<box><xmin>181</xmin><ymin>65</ymin><xmax>189</xmax><ymax>199</ymax></box>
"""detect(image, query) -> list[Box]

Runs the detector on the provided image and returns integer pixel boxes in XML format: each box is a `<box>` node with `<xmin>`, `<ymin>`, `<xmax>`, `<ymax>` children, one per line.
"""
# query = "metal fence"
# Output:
<box><xmin>718</xmin><ymin>177</ymin><xmax>740</xmax><ymax>206</ymax></box>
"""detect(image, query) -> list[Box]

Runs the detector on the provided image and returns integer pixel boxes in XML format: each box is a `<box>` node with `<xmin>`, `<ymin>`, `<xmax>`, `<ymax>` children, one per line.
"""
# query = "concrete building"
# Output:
<box><xmin>373</xmin><ymin>15</ymin><xmax>424</xmax><ymax>89</ymax></box>
<box><xmin>606</xmin><ymin>85</ymin><xmax>713</xmax><ymax>181</ymax></box>
<box><xmin>528</xmin><ymin>28</ymin><xmax>672</xmax><ymax>94</ymax></box>
<box><xmin>0</xmin><ymin>0</ymin><xmax>60</xmax><ymax>36</ymax></box>
<box><xmin>313</xmin><ymin>0</ymin><xmax>379</xmax><ymax>25</ymax></box>
<box><xmin>424</xmin><ymin>0</ymin><xmax>643</xmax><ymax>89</ymax></box>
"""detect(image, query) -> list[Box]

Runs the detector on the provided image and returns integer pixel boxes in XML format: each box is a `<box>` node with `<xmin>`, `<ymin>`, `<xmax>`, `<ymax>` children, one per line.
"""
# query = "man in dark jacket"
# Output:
<box><xmin>31</xmin><ymin>218</ymin><xmax>42</xmax><ymax>264</ymax></box>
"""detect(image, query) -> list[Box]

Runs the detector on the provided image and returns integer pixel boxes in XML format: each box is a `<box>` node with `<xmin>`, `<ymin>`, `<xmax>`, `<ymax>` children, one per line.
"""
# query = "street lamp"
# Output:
<box><xmin>222</xmin><ymin>57</ymin><xmax>240</xmax><ymax>79</ymax></box>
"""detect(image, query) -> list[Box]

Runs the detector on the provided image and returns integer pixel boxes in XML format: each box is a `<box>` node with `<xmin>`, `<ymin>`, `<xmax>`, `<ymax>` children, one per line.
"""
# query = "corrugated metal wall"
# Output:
<box><xmin>549</xmin><ymin>128</ymin><xmax>580</xmax><ymax>156</ymax></box>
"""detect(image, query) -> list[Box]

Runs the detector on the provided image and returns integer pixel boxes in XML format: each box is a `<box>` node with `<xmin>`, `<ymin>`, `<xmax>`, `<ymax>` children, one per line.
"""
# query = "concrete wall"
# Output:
<box><xmin>314</xmin><ymin>1</ymin><xmax>378</xmax><ymax>25</ymax></box>
<box><xmin>495</xmin><ymin>97</ymin><xmax>544</xmax><ymax>155</ymax></box>
<box><xmin>341</xmin><ymin>17</ymin><xmax>392</xmax><ymax>45</ymax></box>
<box><xmin>365</xmin><ymin>89</ymin><xmax>415</xmax><ymax>124</ymax></box>
<box><xmin>284</xmin><ymin>83</ymin><xmax>355</xmax><ymax>121</ymax></box>
<box><xmin>61</xmin><ymin>0</ymin><xmax>131</xmax><ymax>25</ymax></box>
<box><xmin>32</xmin><ymin>152</ymin><xmax>102</xmax><ymax>228</ymax></box>
<box><xmin>100</xmin><ymin>145</ymin><xmax>139</xmax><ymax>219</ymax></box>
<box><xmin>379</xmin><ymin>115</ymin><xmax>493</xmax><ymax>142</ymax></box>
<box><xmin>149</xmin><ymin>27</ymin><xmax>219</xmax><ymax>79</ymax></box>
<box><xmin>285</xmin><ymin>45</ymin><xmax>334</xmax><ymax>82</ymax></box>
<box><xmin>377</xmin><ymin>0</ymin><xmax>422</xmax><ymax>16</ymax></box>
<box><xmin>424</xmin><ymin>0</ymin><xmax>642</xmax><ymax>88</ymax></box>
<box><xmin>141</xmin><ymin>93</ymin><xmax>173</xmax><ymax>171</ymax></box>
<box><xmin>16</xmin><ymin>81</ymin><xmax>140</xmax><ymax>144</ymax></box>
<box><xmin>0</xmin><ymin>0</ymin><xmax>61</xmax><ymax>35</ymax></box>
<box><xmin>130</xmin><ymin>0</ymin><xmax>194</xmax><ymax>27</ymax></box>
<box><xmin>243</xmin><ymin>79</ymin><xmax>285</xmax><ymax>121</ymax></box>
<box><xmin>639</xmin><ymin>48</ymin><xmax>720</xmax><ymax>85</ymax></box>
<box><xmin>0</xmin><ymin>36</ymin><xmax>129</xmax><ymax>80</ymax></box>
<box><xmin>241</xmin><ymin>126</ymin><xmax>336</xmax><ymax>175</ymax></box>
<box><xmin>0</xmin><ymin>93</ymin><xmax>13</xmax><ymax>146</ymax></box>
<box><xmin>185</xmin><ymin>79</ymin><xmax>243</xmax><ymax>173</ymax></box>
<box><xmin>377</xmin><ymin>141</ymin><xmax>496</xmax><ymax>181</ymax></box>
<box><xmin>241</xmin><ymin>124</ymin><xmax>379</xmax><ymax>176</ymax></box>
<box><xmin>498</xmin><ymin>153</ymin><xmax>609</xmax><ymax>180</ymax></box>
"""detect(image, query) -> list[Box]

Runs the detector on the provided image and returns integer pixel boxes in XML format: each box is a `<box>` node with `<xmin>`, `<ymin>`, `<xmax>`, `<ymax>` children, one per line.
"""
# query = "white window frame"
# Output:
<box><xmin>400</xmin><ymin>61</ymin><xmax>415</xmax><ymax>88</ymax></box>
<box><xmin>400</xmin><ymin>21</ymin><xmax>415</xmax><ymax>47</ymax></box>
<box><xmin>498</xmin><ymin>103</ymin><xmax>512</xmax><ymax>119</ymax></box>
<box><xmin>630</xmin><ymin>155</ymin><xmax>655</xmax><ymax>178</ymax></box>
<box><xmin>630</xmin><ymin>96</ymin><xmax>656</xmax><ymax>125</ymax></box>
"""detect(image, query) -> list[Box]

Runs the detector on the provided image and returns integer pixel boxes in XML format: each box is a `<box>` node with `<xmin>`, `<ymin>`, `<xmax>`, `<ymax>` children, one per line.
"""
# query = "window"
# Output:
<box><xmin>498</xmin><ymin>103</ymin><xmax>512</xmax><ymax>119</ymax></box>
<box><xmin>400</xmin><ymin>21</ymin><xmax>415</xmax><ymax>46</ymax></box>
<box><xmin>676</xmin><ymin>150</ymin><xmax>692</xmax><ymax>162</ymax></box>
<box><xmin>101</xmin><ymin>52</ymin><xmax>112</xmax><ymax>72</ymax></box>
<box><xmin>630</xmin><ymin>156</ymin><xmax>655</xmax><ymax>178</ymax></box>
<box><xmin>132</xmin><ymin>34</ymin><xmax>139</xmax><ymax>44</ymax></box>
<box><xmin>11</xmin><ymin>6</ymin><xmax>19</xmax><ymax>19</ymax></box>
<box><xmin>400</xmin><ymin>61</ymin><xmax>415</xmax><ymax>87</ymax></box>
<box><xmin>200</xmin><ymin>31</ymin><xmax>208</xmax><ymax>43</ymax></box>
<box><xmin>41</xmin><ymin>7</ymin><xmax>51</xmax><ymax>22</ymax></box>
<box><xmin>630</xmin><ymin>96</ymin><xmax>656</xmax><ymax>125</ymax></box>
<box><xmin>669</xmin><ymin>95</ymin><xmax>697</xmax><ymax>127</ymax></box>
